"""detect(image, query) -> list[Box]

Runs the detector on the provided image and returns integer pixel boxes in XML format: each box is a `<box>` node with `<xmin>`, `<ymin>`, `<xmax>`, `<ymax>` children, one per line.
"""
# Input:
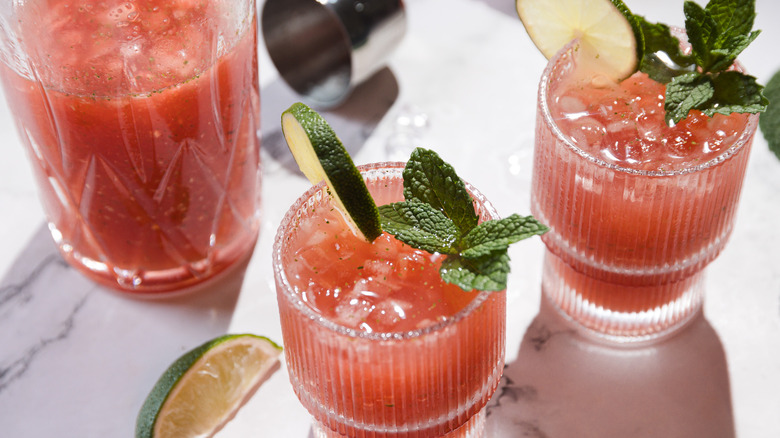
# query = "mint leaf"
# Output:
<box><xmin>440</xmin><ymin>250</ymin><xmax>511</xmax><ymax>292</ymax></box>
<box><xmin>377</xmin><ymin>201</ymin><xmax>459</xmax><ymax>255</ymax></box>
<box><xmin>402</xmin><ymin>148</ymin><xmax>479</xmax><ymax>236</ymax></box>
<box><xmin>637</xmin><ymin>16</ymin><xmax>695</xmax><ymax>83</ymax></box>
<box><xmin>708</xmin><ymin>30</ymin><xmax>760</xmax><ymax>73</ymax></box>
<box><xmin>665</xmin><ymin>70</ymin><xmax>767</xmax><ymax>123</ymax></box>
<box><xmin>706</xmin><ymin>0</ymin><xmax>755</xmax><ymax>38</ymax></box>
<box><xmin>684</xmin><ymin>0</ymin><xmax>719</xmax><ymax>71</ymax></box>
<box><xmin>460</xmin><ymin>214</ymin><xmax>548</xmax><ymax>259</ymax></box>
<box><xmin>665</xmin><ymin>72</ymin><xmax>715</xmax><ymax>124</ymax></box>
<box><xmin>759</xmin><ymin>69</ymin><xmax>780</xmax><ymax>160</ymax></box>
<box><xmin>705</xmin><ymin>71</ymin><xmax>769</xmax><ymax>117</ymax></box>
<box><xmin>682</xmin><ymin>0</ymin><xmax>759</xmax><ymax>74</ymax></box>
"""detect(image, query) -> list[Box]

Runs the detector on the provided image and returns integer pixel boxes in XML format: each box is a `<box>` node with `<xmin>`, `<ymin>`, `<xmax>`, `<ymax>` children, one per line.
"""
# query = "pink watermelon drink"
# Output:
<box><xmin>518</xmin><ymin>0</ymin><xmax>767</xmax><ymax>339</ymax></box>
<box><xmin>274</xmin><ymin>162</ymin><xmax>506</xmax><ymax>437</ymax></box>
<box><xmin>0</xmin><ymin>0</ymin><xmax>261</xmax><ymax>293</ymax></box>
<box><xmin>531</xmin><ymin>38</ymin><xmax>759</xmax><ymax>337</ymax></box>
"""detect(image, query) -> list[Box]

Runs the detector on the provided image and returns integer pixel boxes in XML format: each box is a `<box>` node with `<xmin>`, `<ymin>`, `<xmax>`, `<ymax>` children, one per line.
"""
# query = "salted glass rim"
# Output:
<box><xmin>272</xmin><ymin>161</ymin><xmax>502</xmax><ymax>342</ymax></box>
<box><xmin>538</xmin><ymin>37</ymin><xmax>759</xmax><ymax>178</ymax></box>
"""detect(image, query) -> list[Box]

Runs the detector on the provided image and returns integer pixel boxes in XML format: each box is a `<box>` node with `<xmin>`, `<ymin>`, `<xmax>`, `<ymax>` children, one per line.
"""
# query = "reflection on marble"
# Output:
<box><xmin>486</xmin><ymin>294</ymin><xmax>735</xmax><ymax>438</ymax></box>
<box><xmin>0</xmin><ymin>224</ymin><xmax>245</xmax><ymax>437</ymax></box>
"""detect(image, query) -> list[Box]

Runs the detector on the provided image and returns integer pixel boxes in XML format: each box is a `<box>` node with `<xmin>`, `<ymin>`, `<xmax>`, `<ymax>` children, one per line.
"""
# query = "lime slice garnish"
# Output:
<box><xmin>516</xmin><ymin>0</ymin><xmax>643</xmax><ymax>81</ymax></box>
<box><xmin>135</xmin><ymin>334</ymin><xmax>282</xmax><ymax>438</ymax></box>
<box><xmin>281</xmin><ymin>102</ymin><xmax>382</xmax><ymax>242</ymax></box>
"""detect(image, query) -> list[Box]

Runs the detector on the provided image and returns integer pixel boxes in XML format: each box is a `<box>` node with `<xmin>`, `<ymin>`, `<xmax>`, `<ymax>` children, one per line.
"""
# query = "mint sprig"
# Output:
<box><xmin>759</xmin><ymin>69</ymin><xmax>780</xmax><ymax>160</ymax></box>
<box><xmin>635</xmin><ymin>0</ymin><xmax>768</xmax><ymax>124</ymax></box>
<box><xmin>378</xmin><ymin>148</ymin><xmax>548</xmax><ymax>292</ymax></box>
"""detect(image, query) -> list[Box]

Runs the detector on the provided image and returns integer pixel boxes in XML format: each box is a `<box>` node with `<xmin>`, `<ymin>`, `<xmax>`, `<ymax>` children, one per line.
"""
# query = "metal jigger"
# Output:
<box><xmin>262</xmin><ymin>0</ymin><xmax>407</xmax><ymax>109</ymax></box>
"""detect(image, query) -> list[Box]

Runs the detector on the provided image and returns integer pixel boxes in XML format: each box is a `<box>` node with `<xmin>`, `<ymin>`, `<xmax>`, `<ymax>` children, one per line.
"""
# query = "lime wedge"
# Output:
<box><xmin>281</xmin><ymin>102</ymin><xmax>382</xmax><ymax>242</ymax></box>
<box><xmin>135</xmin><ymin>334</ymin><xmax>282</xmax><ymax>438</ymax></box>
<box><xmin>516</xmin><ymin>0</ymin><xmax>643</xmax><ymax>80</ymax></box>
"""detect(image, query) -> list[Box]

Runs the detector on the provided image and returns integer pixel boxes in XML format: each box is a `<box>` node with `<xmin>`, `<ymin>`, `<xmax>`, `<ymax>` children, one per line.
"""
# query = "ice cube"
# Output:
<box><xmin>289</xmin><ymin>245</ymin><xmax>335</xmax><ymax>281</ymax></box>
<box><xmin>368</xmin><ymin>297</ymin><xmax>415</xmax><ymax>331</ymax></box>
<box><xmin>605</xmin><ymin>118</ymin><xmax>633</xmax><ymax>135</ymax></box>
<box><xmin>598</xmin><ymin>103</ymin><xmax>615</xmax><ymax>118</ymax></box>
<box><xmin>333</xmin><ymin>240</ymin><xmax>356</xmax><ymax>262</ymax></box>
<box><xmin>557</xmin><ymin>94</ymin><xmax>588</xmax><ymax>115</ymax></box>
<box><xmin>303</xmin><ymin>227</ymin><xmax>331</xmax><ymax>247</ymax></box>
<box><xmin>567</xmin><ymin>117</ymin><xmax>607</xmax><ymax>149</ymax></box>
<box><xmin>396</xmin><ymin>249</ymin><xmax>431</xmax><ymax>280</ymax></box>
<box><xmin>636</xmin><ymin>113</ymin><xmax>662</xmax><ymax>144</ymax></box>
<box><xmin>363</xmin><ymin>258</ymin><xmax>393</xmax><ymax>279</ymax></box>
<box><xmin>333</xmin><ymin>279</ymin><xmax>378</xmax><ymax>328</ymax></box>
<box><xmin>373</xmin><ymin>233</ymin><xmax>400</xmax><ymax>255</ymax></box>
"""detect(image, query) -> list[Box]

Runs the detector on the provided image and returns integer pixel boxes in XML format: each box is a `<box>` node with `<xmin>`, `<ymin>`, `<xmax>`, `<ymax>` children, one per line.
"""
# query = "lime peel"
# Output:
<box><xmin>281</xmin><ymin>102</ymin><xmax>382</xmax><ymax>242</ymax></box>
<box><xmin>135</xmin><ymin>334</ymin><xmax>282</xmax><ymax>438</ymax></box>
<box><xmin>516</xmin><ymin>0</ymin><xmax>643</xmax><ymax>81</ymax></box>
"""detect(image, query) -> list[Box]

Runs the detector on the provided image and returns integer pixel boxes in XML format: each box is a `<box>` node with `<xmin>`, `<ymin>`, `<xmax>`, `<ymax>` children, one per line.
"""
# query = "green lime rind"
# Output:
<box><xmin>759</xmin><ymin>69</ymin><xmax>780</xmax><ymax>160</ymax></box>
<box><xmin>282</xmin><ymin>102</ymin><xmax>382</xmax><ymax>242</ymax></box>
<box><xmin>135</xmin><ymin>334</ymin><xmax>282</xmax><ymax>438</ymax></box>
<box><xmin>515</xmin><ymin>0</ymin><xmax>644</xmax><ymax>81</ymax></box>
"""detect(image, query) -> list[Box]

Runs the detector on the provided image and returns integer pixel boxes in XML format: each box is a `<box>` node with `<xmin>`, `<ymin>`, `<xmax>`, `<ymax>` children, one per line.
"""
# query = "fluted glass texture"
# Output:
<box><xmin>0</xmin><ymin>0</ymin><xmax>261</xmax><ymax>293</ymax></box>
<box><xmin>530</xmin><ymin>41</ymin><xmax>758</xmax><ymax>339</ymax></box>
<box><xmin>273</xmin><ymin>163</ymin><xmax>506</xmax><ymax>437</ymax></box>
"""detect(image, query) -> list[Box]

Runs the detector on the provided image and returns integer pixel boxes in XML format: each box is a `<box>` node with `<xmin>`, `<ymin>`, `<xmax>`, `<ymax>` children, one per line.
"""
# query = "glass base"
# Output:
<box><xmin>541</xmin><ymin>250</ymin><xmax>705</xmax><ymax>343</ymax></box>
<box><xmin>51</xmin><ymin>221</ymin><xmax>258</xmax><ymax>295</ymax></box>
<box><xmin>311</xmin><ymin>406</ymin><xmax>486</xmax><ymax>438</ymax></box>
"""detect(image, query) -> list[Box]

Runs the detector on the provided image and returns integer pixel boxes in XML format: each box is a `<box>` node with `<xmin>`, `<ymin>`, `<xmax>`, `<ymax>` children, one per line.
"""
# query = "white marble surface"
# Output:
<box><xmin>1</xmin><ymin>0</ymin><xmax>779</xmax><ymax>436</ymax></box>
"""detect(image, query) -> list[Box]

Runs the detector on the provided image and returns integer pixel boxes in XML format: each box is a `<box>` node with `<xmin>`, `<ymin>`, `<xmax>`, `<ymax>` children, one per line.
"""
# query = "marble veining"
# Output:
<box><xmin>487</xmin><ymin>374</ymin><xmax>539</xmax><ymax>413</ymax></box>
<box><xmin>0</xmin><ymin>229</ymin><xmax>96</xmax><ymax>395</ymax></box>
<box><xmin>0</xmin><ymin>253</ymin><xmax>64</xmax><ymax>307</ymax></box>
<box><xmin>0</xmin><ymin>292</ymin><xmax>89</xmax><ymax>393</ymax></box>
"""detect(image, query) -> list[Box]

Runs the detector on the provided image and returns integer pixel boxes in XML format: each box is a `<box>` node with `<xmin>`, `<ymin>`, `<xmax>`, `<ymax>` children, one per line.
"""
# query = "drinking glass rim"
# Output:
<box><xmin>537</xmin><ymin>38</ymin><xmax>759</xmax><ymax>178</ymax></box>
<box><xmin>272</xmin><ymin>161</ymin><xmax>501</xmax><ymax>342</ymax></box>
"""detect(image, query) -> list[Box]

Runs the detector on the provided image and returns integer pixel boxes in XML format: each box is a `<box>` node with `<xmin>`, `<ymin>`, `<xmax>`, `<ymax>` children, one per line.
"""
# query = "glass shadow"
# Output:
<box><xmin>485</xmin><ymin>293</ymin><xmax>735</xmax><ymax>438</ymax></box>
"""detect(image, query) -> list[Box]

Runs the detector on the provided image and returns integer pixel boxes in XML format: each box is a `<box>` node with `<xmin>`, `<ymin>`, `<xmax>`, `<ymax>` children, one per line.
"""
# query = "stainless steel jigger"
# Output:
<box><xmin>262</xmin><ymin>0</ymin><xmax>406</xmax><ymax>108</ymax></box>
